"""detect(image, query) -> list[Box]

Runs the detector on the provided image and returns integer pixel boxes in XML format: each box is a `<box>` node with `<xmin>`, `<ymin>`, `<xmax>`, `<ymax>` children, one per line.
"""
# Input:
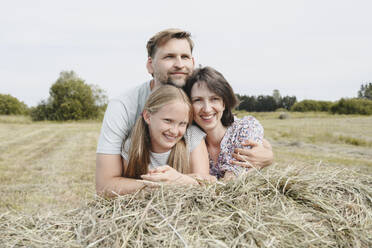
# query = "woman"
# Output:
<box><xmin>120</xmin><ymin>85</ymin><xmax>210</xmax><ymax>194</ymax></box>
<box><xmin>184</xmin><ymin>67</ymin><xmax>264</xmax><ymax>179</ymax></box>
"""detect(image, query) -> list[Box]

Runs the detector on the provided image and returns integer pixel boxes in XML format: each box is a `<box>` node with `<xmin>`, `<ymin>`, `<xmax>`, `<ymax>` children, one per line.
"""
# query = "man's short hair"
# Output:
<box><xmin>146</xmin><ymin>28</ymin><xmax>194</xmax><ymax>58</ymax></box>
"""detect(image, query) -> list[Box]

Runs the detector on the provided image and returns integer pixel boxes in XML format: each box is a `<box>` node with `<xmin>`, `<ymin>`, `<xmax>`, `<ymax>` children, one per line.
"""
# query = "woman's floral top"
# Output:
<box><xmin>209</xmin><ymin>116</ymin><xmax>264</xmax><ymax>179</ymax></box>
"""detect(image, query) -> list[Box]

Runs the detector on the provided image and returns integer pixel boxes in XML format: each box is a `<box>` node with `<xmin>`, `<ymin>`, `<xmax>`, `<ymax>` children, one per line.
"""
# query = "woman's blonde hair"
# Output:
<box><xmin>124</xmin><ymin>85</ymin><xmax>193</xmax><ymax>179</ymax></box>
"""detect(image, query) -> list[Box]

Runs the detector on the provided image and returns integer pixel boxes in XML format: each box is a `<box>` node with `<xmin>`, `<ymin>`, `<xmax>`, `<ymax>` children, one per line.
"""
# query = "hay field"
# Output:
<box><xmin>0</xmin><ymin>116</ymin><xmax>99</xmax><ymax>213</ymax></box>
<box><xmin>0</xmin><ymin>113</ymin><xmax>371</xmax><ymax>247</ymax></box>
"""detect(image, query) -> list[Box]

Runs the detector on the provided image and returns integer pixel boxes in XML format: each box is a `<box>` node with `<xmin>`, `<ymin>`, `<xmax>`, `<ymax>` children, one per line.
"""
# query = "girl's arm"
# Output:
<box><xmin>189</xmin><ymin>138</ymin><xmax>210</xmax><ymax>176</ymax></box>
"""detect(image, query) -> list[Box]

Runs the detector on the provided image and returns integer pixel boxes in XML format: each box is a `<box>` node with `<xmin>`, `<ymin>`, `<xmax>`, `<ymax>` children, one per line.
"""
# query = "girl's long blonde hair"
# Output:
<box><xmin>124</xmin><ymin>85</ymin><xmax>193</xmax><ymax>179</ymax></box>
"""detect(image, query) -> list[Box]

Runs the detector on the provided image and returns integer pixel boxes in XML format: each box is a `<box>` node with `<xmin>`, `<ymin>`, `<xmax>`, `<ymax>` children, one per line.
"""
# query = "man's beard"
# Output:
<box><xmin>163</xmin><ymin>74</ymin><xmax>190</xmax><ymax>88</ymax></box>
<box><xmin>165</xmin><ymin>78</ymin><xmax>182</xmax><ymax>88</ymax></box>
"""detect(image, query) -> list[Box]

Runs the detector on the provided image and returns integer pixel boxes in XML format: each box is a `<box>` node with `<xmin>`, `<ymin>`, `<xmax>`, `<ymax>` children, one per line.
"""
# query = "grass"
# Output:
<box><xmin>0</xmin><ymin>117</ymin><xmax>99</xmax><ymax>212</ymax></box>
<box><xmin>240</xmin><ymin>112</ymin><xmax>372</xmax><ymax>172</ymax></box>
<box><xmin>0</xmin><ymin>113</ymin><xmax>371</xmax><ymax>247</ymax></box>
<box><xmin>0</xmin><ymin>114</ymin><xmax>32</xmax><ymax>124</ymax></box>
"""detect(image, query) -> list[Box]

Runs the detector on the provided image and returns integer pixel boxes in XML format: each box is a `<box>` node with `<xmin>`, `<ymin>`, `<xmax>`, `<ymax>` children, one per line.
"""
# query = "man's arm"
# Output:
<box><xmin>95</xmin><ymin>154</ymin><xmax>145</xmax><ymax>197</ymax></box>
<box><xmin>231</xmin><ymin>138</ymin><xmax>274</xmax><ymax>169</ymax></box>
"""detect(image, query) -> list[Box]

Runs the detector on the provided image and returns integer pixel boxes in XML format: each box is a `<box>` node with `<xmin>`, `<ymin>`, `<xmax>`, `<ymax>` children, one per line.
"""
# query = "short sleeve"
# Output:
<box><xmin>184</xmin><ymin>125</ymin><xmax>206</xmax><ymax>152</ymax></box>
<box><xmin>235</xmin><ymin>116</ymin><xmax>264</xmax><ymax>145</ymax></box>
<box><xmin>120</xmin><ymin>138</ymin><xmax>131</xmax><ymax>161</ymax></box>
<box><xmin>219</xmin><ymin>116</ymin><xmax>264</xmax><ymax>175</ymax></box>
<box><xmin>96</xmin><ymin>99</ymin><xmax>131</xmax><ymax>154</ymax></box>
<box><xmin>96</xmin><ymin>82</ymin><xmax>151</xmax><ymax>154</ymax></box>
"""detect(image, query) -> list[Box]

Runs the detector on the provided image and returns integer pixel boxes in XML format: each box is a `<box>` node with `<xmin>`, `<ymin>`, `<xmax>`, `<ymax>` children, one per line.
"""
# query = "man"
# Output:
<box><xmin>96</xmin><ymin>28</ymin><xmax>273</xmax><ymax>196</ymax></box>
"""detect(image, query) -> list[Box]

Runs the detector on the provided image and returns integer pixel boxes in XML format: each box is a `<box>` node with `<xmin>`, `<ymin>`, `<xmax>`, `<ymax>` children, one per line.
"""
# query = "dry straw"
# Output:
<box><xmin>1</xmin><ymin>164</ymin><xmax>371</xmax><ymax>247</ymax></box>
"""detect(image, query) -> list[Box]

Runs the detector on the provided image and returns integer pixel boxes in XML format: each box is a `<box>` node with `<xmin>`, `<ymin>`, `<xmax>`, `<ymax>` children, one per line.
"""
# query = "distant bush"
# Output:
<box><xmin>290</xmin><ymin>100</ymin><xmax>333</xmax><ymax>112</ymax></box>
<box><xmin>30</xmin><ymin>100</ymin><xmax>54</xmax><ymax>121</ymax></box>
<box><xmin>0</xmin><ymin>94</ymin><xmax>29</xmax><ymax>115</ymax></box>
<box><xmin>330</xmin><ymin>98</ymin><xmax>372</xmax><ymax>115</ymax></box>
<box><xmin>275</xmin><ymin>108</ymin><xmax>288</xmax><ymax>112</ymax></box>
<box><xmin>31</xmin><ymin>71</ymin><xmax>108</xmax><ymax>121</ymax></box>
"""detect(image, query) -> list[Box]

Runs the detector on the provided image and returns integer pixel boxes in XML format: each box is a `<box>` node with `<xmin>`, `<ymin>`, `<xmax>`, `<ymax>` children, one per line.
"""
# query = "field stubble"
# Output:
<box><xmin>0</xmin><ymin>117</ymin><xmax>99</xmax><ymax>212</ymax></box>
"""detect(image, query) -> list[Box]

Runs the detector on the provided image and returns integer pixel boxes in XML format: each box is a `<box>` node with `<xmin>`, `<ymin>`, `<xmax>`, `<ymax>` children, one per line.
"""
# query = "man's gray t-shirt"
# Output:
<box><xmin>97</xmin><ymin>81</ymin><xmax>152</xmax><ymax>154</ymax></box>
<box><xmin>96</xmin><ymin>81</ymin><xmax>205</xmax><ymax>156</ymax></box>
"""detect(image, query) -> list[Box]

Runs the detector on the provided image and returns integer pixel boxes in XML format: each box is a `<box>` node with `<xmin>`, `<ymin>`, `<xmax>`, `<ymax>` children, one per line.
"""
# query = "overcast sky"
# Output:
<box><xmin>1</xmin><ymin>0</ymin><xmax>371</xmax><ymax>107</ymax></box>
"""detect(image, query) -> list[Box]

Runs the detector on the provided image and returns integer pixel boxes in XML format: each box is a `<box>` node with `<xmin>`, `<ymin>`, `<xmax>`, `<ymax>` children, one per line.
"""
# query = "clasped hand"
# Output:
<box><xmin>140</xmin><ymin>165</ymin><xmax>184</xmax><ymax>188</ymax></box>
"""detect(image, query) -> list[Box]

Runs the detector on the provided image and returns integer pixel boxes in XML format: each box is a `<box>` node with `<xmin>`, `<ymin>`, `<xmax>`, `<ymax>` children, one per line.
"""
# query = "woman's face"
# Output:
<box><xmin>190</xmin><ymin>81</ymin><xmax>225</xmax><ymax>132</ymax></box>
<box><xmin>144</xmin><ymin>100</ymin><xmax>189</xmax><ymax>153</ymax></box>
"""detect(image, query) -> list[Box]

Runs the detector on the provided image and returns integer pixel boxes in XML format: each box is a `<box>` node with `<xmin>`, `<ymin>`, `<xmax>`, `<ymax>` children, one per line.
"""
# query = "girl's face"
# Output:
<box><xmin>144</xmin><ymin>100</ymin><xmax>190</xmax><ymax>153</ymax></box>
<box><xmin>190</xmin><ymin>82</ymin><xmax>225</xmax><ymax>132</ymax></box>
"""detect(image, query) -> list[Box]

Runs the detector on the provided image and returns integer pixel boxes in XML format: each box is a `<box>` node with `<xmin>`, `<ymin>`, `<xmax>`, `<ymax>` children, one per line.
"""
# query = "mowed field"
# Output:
<box><xmin>0</xmin><ymin>112</ymin><xmax>371</xmax><ymax>214</ymax></box>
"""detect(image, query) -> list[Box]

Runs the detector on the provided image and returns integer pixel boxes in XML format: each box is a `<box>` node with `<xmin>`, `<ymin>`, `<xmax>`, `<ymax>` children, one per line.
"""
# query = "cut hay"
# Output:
<box><xmin>1</xmin><ymin>165</ymin><xmax>371</xmax><ymax>247</ymax></box>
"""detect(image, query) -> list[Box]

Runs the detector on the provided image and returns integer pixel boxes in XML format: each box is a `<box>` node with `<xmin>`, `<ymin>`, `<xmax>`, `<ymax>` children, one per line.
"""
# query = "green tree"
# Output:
<box><xmin>90</xmin><ymin>84</ymin><xmax>108</xmax><ymax>110</ymax></box>
<box><xmin>358</xmin><ymin>82</ymin><xmax>372</xmax><ymax>100</ymax></box>
<box><xmin>281</xmin><ymin>96</ymin><xmax>297</xmax><ymax>110</ymax></box>
<box><xmin>31</xmin><ymin>70</ymin><xmax>106</xmax><ymax>121</ymax></box>
<box><xmin>237</xmin><ymin>95</ymin><xmax>257</xmax><ymax>112</ymax></box>
<box><xmin>256</xmin><ymin>95</ymin><xmax>277</xmax><ymax>112</ymax></box>
<box><xmin>0</xmin><ymin>94</ymin><xmax>29</xmax><ymax>115</ymax></box>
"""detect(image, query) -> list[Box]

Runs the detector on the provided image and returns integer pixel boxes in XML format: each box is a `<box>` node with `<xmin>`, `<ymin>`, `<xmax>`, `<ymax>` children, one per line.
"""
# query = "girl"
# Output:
<box><xmin>184</xmin><ymin>67</ymin><xmax>264</xmax><ymax>180</ymax></box>
<box><xmin>120</xmin><ymin>85</ymin><xmax>209</xmax><ymax>193</ymax></box>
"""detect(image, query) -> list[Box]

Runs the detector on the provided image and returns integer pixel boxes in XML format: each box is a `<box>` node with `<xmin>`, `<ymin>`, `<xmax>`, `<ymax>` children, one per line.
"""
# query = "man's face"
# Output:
<box><xmin>147</xmin><ymin>38</ymin><xmax>195</xmax><ymax>87</ymax></box>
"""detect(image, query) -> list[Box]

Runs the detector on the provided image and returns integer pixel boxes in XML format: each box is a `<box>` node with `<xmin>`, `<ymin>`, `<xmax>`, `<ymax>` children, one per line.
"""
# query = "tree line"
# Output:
<box><xmin>1</xmin><ymin>72</ymin><xmax>372</xmax><ymax>120</ymax></box>
<box><xmin>236</xmin><ymin>90</ymin><xmax>297</xmax><ymax>112</ymax></box>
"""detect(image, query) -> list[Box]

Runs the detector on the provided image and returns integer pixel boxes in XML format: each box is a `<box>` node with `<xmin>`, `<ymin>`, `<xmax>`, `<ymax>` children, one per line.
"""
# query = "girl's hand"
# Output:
<box><xmin>141</xmin><ymin>165</ymin><xmax>198</xmax><ymax>185</ymax></box>
<box><xmin>141</xmin><ymin>165</ymin><xmax>183</xmax><ymax>183</ymax></box>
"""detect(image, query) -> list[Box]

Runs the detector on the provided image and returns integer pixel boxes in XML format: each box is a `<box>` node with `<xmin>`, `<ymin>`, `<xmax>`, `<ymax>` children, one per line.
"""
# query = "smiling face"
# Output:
<box><xmin>146</xmin><ymin>38</ymin><xmax>195</xmax><ymax>87</ymax></box>
<box><xmin>143</xmin><ymin>100</ymin><xmax>190</xmax><ymax>153</ymax></box>
<box><xmin>190</xmin><ymin>82</ymin><xmax>225</xmax><ymax>133</ymax></box>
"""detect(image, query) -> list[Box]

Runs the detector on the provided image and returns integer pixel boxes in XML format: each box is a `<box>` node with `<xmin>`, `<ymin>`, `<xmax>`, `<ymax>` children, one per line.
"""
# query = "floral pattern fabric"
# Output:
<box><xmin>209</xmin><ymin>116</ymin><xmax>264</xmax><ymax>178</ymax></box>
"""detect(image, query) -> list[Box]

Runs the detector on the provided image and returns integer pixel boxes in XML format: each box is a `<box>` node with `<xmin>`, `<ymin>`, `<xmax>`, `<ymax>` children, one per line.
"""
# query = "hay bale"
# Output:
<box><xmin>279</xmin><ymin>112</ymin><xmax>290</xmax><ymax>119</ymax></box>
<box><xmin>1</xmin><ymin>165</ymin><xmax>371</xmax><ymax>247</ymax></box>
<box><xmin>289</xmin><ymin>141</ymin><xmax>303</xmax><ymax>147</ymax></box>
